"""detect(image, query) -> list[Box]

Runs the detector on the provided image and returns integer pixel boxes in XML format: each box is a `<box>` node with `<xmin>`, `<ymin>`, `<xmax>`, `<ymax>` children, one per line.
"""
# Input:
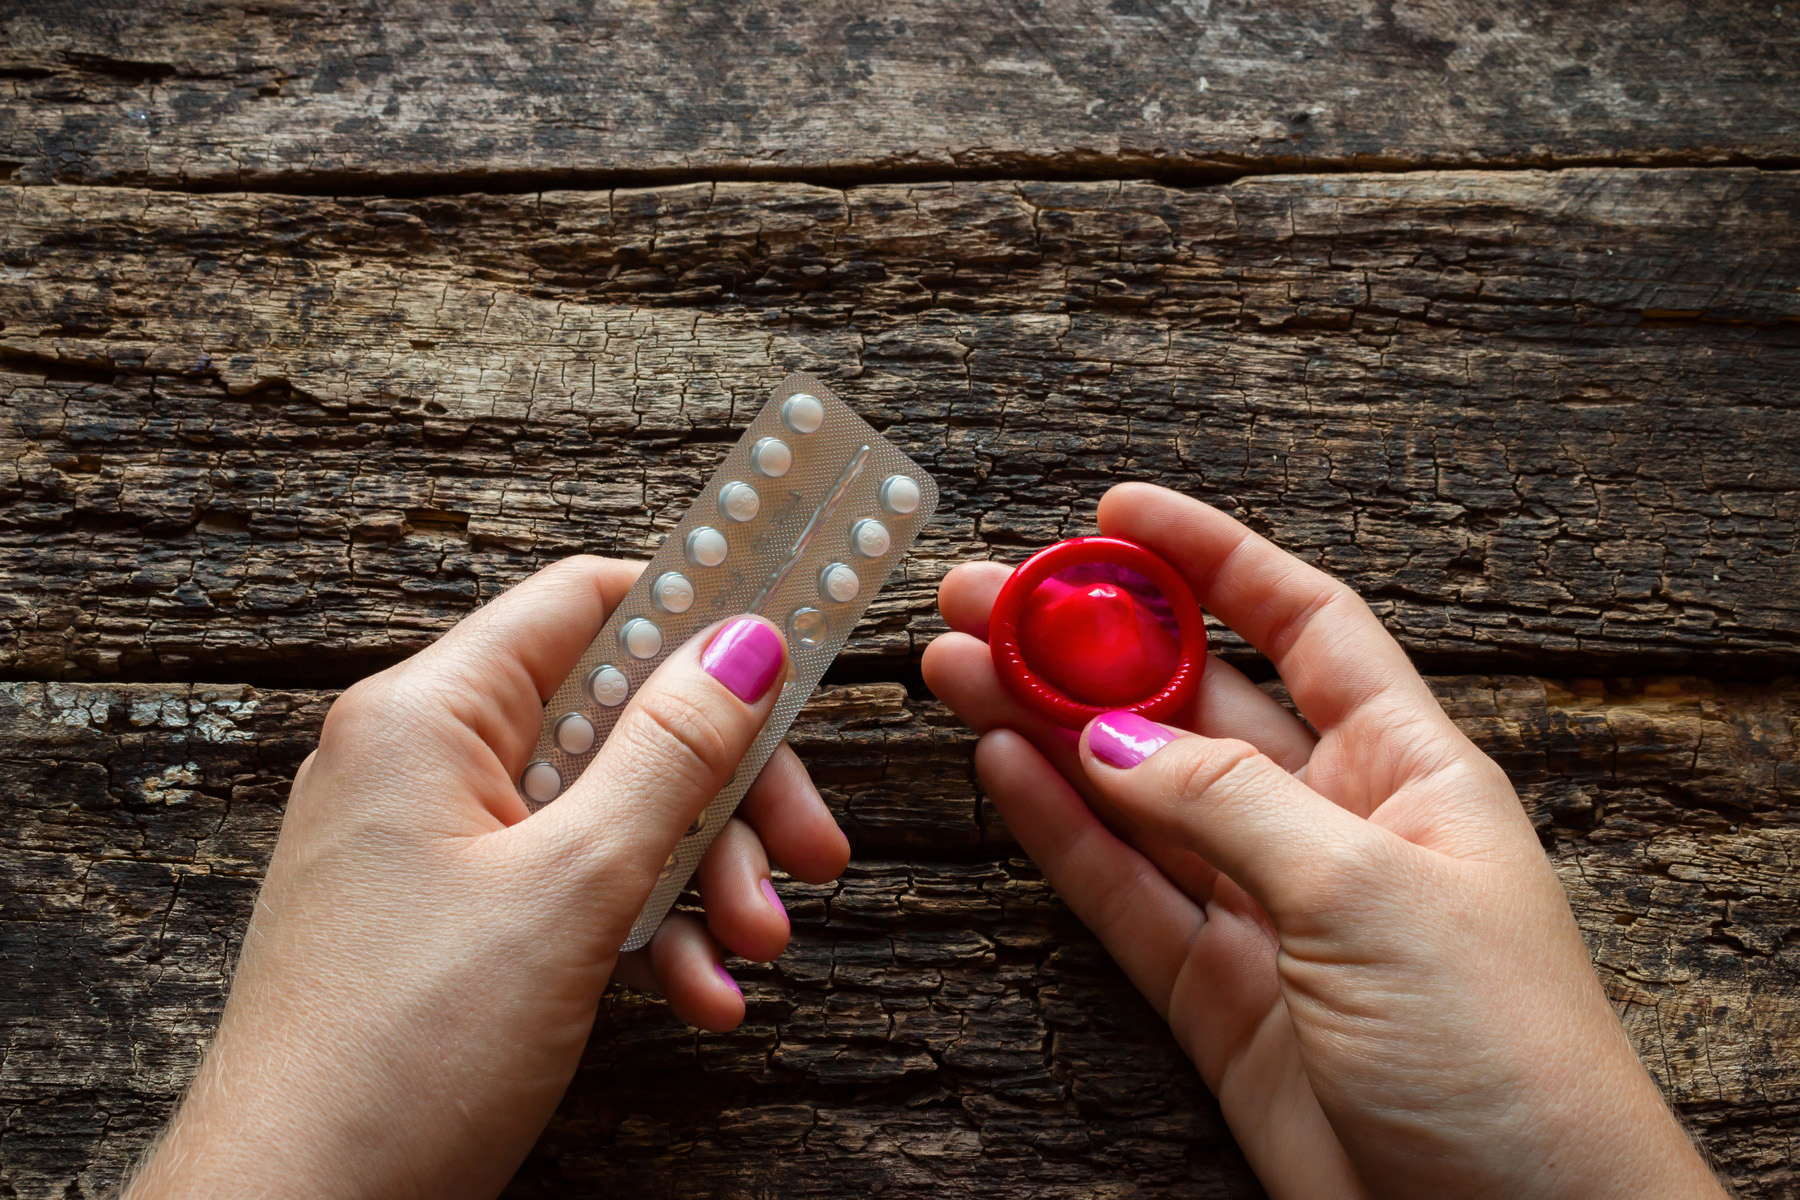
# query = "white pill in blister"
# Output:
<box><xmin>687</xmin><ymin>526</ymin><xmax>728</xmax><ymax>567</ymax></box>
<box><xmin>588</xmin><ymin>665</ymin><xmax>628</xmax><ymax>706</ymax></box>
<box><xmin>851</xmin><ymin>518</ymin><xmax>891</xmax><ymax>558</ymax></box>
<box><xmin>820</xmin><ymin>562</ymin><xmax>860</xmax><ymax>603</ymax></box>
<box><xmin>654</xmin><ymin>571</ymin><xmax>695</xmax><ymax>613</ymax></box>
<box><xmin>881</xmin><ymin>474</ymin><xmax>922</xmax><ymax>515</ymax></box>
<box><xmin>522</xmin><ymin>761</ymin><xmax>561</xmax><ymax>803</ymax></box>
<box><xmin>621</xmin><ymin>617</ymin><xmax>663</xmax><ymax>659</ymax></box>
<box><xmin>789</xmin><ymin>606</ymin><xmax>829</xmax><ymax>648</ymax></box>
<box><xmin>751</xmin><ymin>436</ymin><xmax>793</xmax><ymax>477</ymax></box>
<box><xmin>554</xmin><ymin>712</ymin><xmax>596</xmax><ymax>755</ymax></box>
<box><xmin>720</xmin><ymin>481</ymin><xmax>760</xmax><ymax>522</ymax></box>
<box><xmin>781</xmin><ymin>392</ymin><xmax>825</xmax><ymax>434</ymax></box>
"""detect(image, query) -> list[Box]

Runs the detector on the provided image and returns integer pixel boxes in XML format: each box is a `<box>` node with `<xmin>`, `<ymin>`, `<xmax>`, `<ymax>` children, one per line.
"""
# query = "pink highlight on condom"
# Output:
<box><xmin>702</xmin><ymin>617</ymin><xmax>785</xmax><ymax>702</ymax></box>
<box><xmin>1088</xmin><ymin>710</ymin><xmax>1178</xmax><ymax>769</ymax></box>
<box><xmin>1020</xmin><ymin>568</ymin><xmax>1182</xmax><ymax>708</ymax></box>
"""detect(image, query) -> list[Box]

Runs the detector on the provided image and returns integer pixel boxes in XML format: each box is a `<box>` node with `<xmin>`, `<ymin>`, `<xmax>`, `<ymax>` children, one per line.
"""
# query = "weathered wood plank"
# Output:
<box><xmin>2</xmin><ymin>1</ymin><xmax>1797</xmax><ymax>190</ymax></box>
<box><xmin>2</xmin><ymin>171</ymin><xmax>1796</xmax><ymax>680</ymax></box>
<box><xmin>3</xmin><ymin>678</ymin><xmax>1796</xmax><ymax>1197</ymax></box>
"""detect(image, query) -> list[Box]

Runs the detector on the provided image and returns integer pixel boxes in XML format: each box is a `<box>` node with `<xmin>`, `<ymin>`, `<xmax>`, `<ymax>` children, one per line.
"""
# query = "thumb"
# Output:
<box><xmin>1079</xmin><ymin>710</ymin><xmax>1388</xmax><ymax>924</ymax></box>
<box><xmin>520</xmin><ymin>615</ymin><xmax>789</xmax><ymax>942</ymax></box>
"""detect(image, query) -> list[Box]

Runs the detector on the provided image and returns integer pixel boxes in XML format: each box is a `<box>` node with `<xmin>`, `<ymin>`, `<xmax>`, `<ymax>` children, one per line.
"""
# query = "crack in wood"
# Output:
<box><xmin>3</xmin><ymin>1</ymin><xmax>1799</xmax><ymax>192</ymax></box>
<box><xmin>1</xmin><ymin>173</ymin><xmax>1795</xmax><ymax>685</ymax></box>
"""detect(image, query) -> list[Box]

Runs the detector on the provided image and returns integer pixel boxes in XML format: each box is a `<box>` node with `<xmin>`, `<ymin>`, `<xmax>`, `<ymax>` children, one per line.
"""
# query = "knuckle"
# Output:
<box><xmin>556</xmin><ymin>552</ymin><xmax>637</xmax><ymax>596</ymax></box>
<box><xmin>627</xmin><ymin>686</ymin><xmax>742</xmax><ymax>789</ymax></box>
<box><xmin>319</xmin><ymin>674</ymin><xmax>389</xmax><ymax>746</ymax></box>
<box><xmin>1091</xmin><ymin>852</ymin><xmax>1162</xmax><ymax>934</ymax></box>
<box><xmin>1269</xmin><ymin>577</ymin><xmax>1368</xmax><ymax>661</ymax></box>
<box><xmin>319</xmin><ymin>668</ymin><xmax>461</xmax><ymax>771</ymax></box>
<box><xmin>1330</xmin><ymin>576</ymin><xmax>1372</xmax><ymax>615</ymax></box>
<box><xmin>1317</xmin><ymin>580</ymin><xmax>1368</xmax><ymax>634</ymax></box>
<box><xmin>1165</xmin><ymin>737</ymin><xmax>1263</xmax><ymax>810</ymax></box>
<box><xmin>540</xmin><ymin>553</ymin><xmax>609</xmax><ymax>588</ymax></box>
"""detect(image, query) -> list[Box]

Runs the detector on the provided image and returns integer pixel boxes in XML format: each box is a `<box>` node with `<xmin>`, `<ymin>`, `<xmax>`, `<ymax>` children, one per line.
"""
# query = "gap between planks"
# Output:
<box><xmin>6</xmin><ymin>154</ymin><xmax>1800</xmax><ymax>202</ymax></box>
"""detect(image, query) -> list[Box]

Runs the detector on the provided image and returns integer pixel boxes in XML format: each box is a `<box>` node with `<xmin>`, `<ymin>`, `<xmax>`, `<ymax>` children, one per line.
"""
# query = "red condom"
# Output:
<box><xmin>989</xmin><ymin>536</ymin><xmax>1206</xmax><ymax>729</ymax></box>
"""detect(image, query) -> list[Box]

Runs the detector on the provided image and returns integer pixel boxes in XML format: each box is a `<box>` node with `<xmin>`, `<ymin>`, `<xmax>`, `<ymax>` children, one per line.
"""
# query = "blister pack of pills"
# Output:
<box><xmin>519</xmin><ymin>373</ymin><xmax>939</xmax><ymax>951</ymax></box>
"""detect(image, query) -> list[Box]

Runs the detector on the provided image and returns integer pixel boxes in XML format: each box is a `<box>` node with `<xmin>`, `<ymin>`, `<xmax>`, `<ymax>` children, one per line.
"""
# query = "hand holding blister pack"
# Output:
<box><xmin>519</xmin><ymin>374</ymin><xmax>938</xmax><ymax>950</ymax></box>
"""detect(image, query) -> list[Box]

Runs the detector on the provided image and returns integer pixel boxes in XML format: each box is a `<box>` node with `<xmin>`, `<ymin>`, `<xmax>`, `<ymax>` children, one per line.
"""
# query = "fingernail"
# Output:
<box><xmin>702</xmin><ymin>617</ymin><xmax>785</xmax><ymax>702</ymax></box>
<box><xmin>713</xmin><ymin>962</ymin><xmax>742</xmax><ymax>997</ymax></box>
<box><xmin>760</xmin><ymin>877</ymin><xmax>789</xmax><ymax>928</ymax></box>
<box><xmin>1088</xmin><ymin>710</ymin><xmax>1178</xmax><ymax>769</ymax></box>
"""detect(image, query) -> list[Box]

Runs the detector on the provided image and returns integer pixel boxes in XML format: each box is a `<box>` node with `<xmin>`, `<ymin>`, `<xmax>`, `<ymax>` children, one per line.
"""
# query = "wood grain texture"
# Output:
<box><xmin>4</xmin><ymin>7</ymin><xmax>1797</xmax><ymax>1194</ymax></box>
<box><xmin>2</xmin><ymin>0</ymin><xmax>1798</xmax><ymax>190</ymax></box>
<box><xmin>3</xmin><ymin>170</ymin><xmax>1796</xmax><ymax>682</ymax></box>
<box><xmin>2</xmin><ymin>678</ymin><xmax>1795</xmax><ymax>1198</ymax></box>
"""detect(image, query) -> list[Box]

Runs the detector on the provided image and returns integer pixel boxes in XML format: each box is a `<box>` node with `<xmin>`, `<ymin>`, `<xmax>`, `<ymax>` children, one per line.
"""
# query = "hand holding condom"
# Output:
<box><xmin>988</xmin><ymin>533</ymin><xmax>1208</xmax><ymax>726</ymax></box>
<box><xmin>924</xmin><ymin>482</ymin><xmax>1728</xmax><ymax>1200</ymax></box>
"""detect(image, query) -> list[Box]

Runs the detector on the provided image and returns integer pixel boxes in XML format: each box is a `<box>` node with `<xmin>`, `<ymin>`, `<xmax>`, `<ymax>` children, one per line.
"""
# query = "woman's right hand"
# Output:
<box><xmin>126</xmin><ymin>558</ymin><xmax>849</xmax><ymax>1200</ymax></box>
<box><xmin>922</xmin><ymin>482</ymin><xmax>1726</xmax><ymax>1200</ymax></box>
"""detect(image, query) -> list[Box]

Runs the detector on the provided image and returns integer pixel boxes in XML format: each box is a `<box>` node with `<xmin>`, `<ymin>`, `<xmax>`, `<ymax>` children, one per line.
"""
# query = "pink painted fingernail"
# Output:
<box><xmin>1088</xmin><ymin>710</ymin><xmax>1178</xmax><ymax>769</ymax></box>
<box><xmin>702</xmin><ymin>617</ymin><xmax>785</xmax><ymax>702</ymax></box>
<box><xmin>760</xmin><ymin>878</ymin><xmax>789</xmax><ymax>928</ymax></box>
<box><xmin>714</xmin><ymin>963</ymin><xmax>742</xmax><ymax>997</ymax></box>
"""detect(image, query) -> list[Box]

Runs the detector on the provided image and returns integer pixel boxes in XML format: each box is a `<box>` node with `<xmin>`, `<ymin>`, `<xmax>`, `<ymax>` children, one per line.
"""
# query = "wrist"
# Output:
<box><xmin>1518</xmin><ymin>1059</ymin><xmax>1727</xmax><ymax>1200</ymax></box>
<box><xmin>122</xmin><ymin>1017</ymin><xmax>398</xmax><ymax>1200</ymax></box>
<box><xmin>125</xmin><ymin>1079</ymin><xmax>364</xmax><ymax>1200</ymax></box>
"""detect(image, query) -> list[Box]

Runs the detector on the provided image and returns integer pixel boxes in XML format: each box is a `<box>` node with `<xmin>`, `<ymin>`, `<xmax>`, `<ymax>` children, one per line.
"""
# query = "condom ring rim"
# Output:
<box><xmin>989</xmin><ymin>535</ymin><xmax>1207</xmax><ymax>729</ymax></box>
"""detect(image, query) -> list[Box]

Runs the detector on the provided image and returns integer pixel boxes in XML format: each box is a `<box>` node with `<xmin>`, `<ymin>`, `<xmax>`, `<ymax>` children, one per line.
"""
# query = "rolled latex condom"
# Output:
<box><xmin>988</xmin><ymin>536</ymin><xmax>1207</xmax><ymax>728</ymax></box>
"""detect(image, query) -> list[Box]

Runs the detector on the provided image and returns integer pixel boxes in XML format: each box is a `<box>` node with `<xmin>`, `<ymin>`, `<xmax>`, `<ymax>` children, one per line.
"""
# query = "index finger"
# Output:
<box><xmin>406</xmin><ymin>555</ymin><xmax>644</xmax><ymax>771</ymax></box>
<box><xmin>1096</xmin><ymin>482</ymin><xmax>1442</xmax><ymax>736</ymax></box>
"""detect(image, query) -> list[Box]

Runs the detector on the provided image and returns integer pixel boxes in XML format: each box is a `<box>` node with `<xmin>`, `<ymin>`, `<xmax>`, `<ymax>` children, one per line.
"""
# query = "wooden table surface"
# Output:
<box><xmin>3</xmin><ymin>3</ymin><xmax>1797</xmax><ymax>1196</ymax></box>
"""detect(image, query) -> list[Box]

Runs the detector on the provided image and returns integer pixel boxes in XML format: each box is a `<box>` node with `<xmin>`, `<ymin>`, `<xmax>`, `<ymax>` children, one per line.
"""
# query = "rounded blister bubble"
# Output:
<box><xmin>789</xmin><ymin>606</ymin><xmax>829</xmax><ymax>648</ymax></box>
<box><xmin>621</xmin><ymin>617</ymin><xmax>664</xmax><ymax>659</ymax></box>
<box><xmin>820</xmin><ymin>562</ymin><xmax>860</xmax><ymax>603</ymax></box>
<box><xmin>880</xmin><ymin>474</ymin><xmax>922</xmax><ymax>515</ymax></box>
<box><xmin>851</xmin><ymin>518</ymin><xmax>892</xmax><ymax>558</ymax></box>
<box><xmin>588</xmin><ymin>665</ymin><xmax>629</xmax><ymax>706</ymax></box>
<box><xmin>521</xmin><ymin>761</ymin><xmax>562</xmax><ymax>803</ymax></box>
<box><xmin>686</xmin><ymin>526</ymin><xmax>728</xmax><ymax>567</ymax></box>
<box><xmin>554</xmin><ymin>712</ymin><xmax>596</xmax><ymax>755</ymax></box>
<box><xmin>781</xmin><ymin>392</ymin><xmax>825</xmax><ymax>434</ymax></box>
<box><xmin>653</xmin><ymin>571</ymin><xmax>695</xmax><ymax>614</ymax></box>
<box><xmin>720</xmin><ymin>481</ymin><xmax>760</xmax><ymax>523</ymax></box>
<box><xmin>751</xmin><ymin>436</ymin><xmax>793</xmax><ymax>478</ymax></box>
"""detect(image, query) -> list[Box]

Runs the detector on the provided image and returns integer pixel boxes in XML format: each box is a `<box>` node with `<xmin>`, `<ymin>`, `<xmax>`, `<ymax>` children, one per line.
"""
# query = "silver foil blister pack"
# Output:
<box><xmin>518</xmin><ymin>374</ymin><xmax>939</xmax><ymax>951</ymax></box>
